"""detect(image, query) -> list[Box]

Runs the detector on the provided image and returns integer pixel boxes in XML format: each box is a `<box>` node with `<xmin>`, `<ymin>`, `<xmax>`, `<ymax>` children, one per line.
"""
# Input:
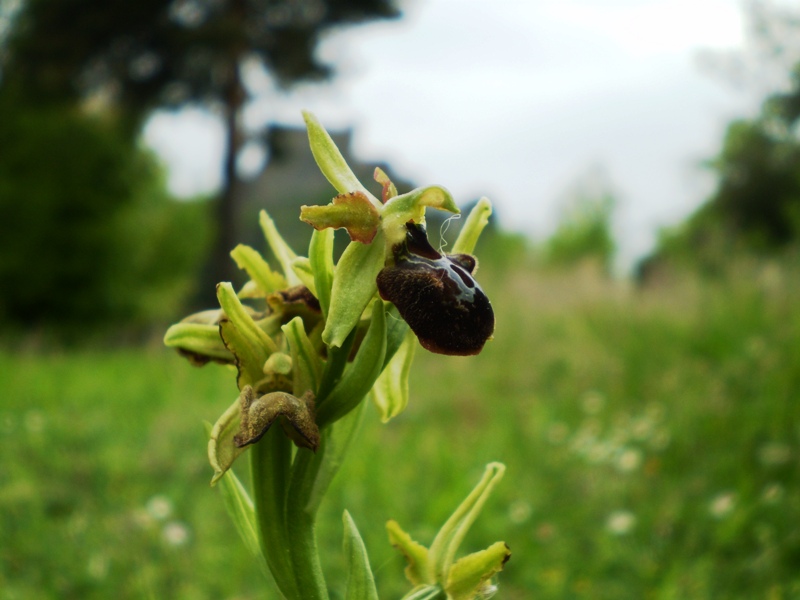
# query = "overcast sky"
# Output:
<box><xmin>144</xmin><ymin>0</ymin><xmax>763</xmax><ymax>269</ymax></box>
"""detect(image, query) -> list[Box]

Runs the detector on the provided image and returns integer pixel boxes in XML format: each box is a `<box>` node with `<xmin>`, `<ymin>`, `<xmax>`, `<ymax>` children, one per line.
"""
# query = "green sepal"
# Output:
<box><xmin>322</xmin><ymin>229</ymin><xmax>386</xmax><ymax>348</ymax></box>
<box><xmin>230</xmin><ymin>243</ymin><xmax>287</xmax><ymax>296</ymax></box>
<box><xmin>445</xmin><ymin>542</ymin><xmax>510</xmax><ymax>600</ymax></box>
<box><xmin>387</xmin><ymin>519</ymin><xmax>432</xmax><ymax>586</ymax></box>
<box><xmin>343</xmin><ymin>511</ymin><xmax>379</xmax><ymax>600</ymax></box>
<box><xmin>163</xmin><ymin>321</ymin><xmax>232</xmax><ymax>364</ymax></box>
<box><xmin>316</xmin><ymin>299</ymin><xmax>387</xmax><ymax>427</ymax></box>
<box><xmin>372</xmin><ymin>328</ymin><xmax>416</xmax><ymax>422</ymax></box>
<box><xmin>208</xmin><ymin>396</ymin><xmax>247</xmax><ymax>485</ymax></box>
<box><xmin>374</xmin><ymin>167</ymin><xmax>398</xmax><ymax>202</ymax></box>
<box><xmin>301</xmin><ymin>191</ymin><xmax>381</xmax><ymax>243</ymax></box>
<box><xmin>428</xmin><ymin>463</ymin><xmax>506</xmax><ymax>584</ymax></box>
<box><xmin>452</xmin><ymin>197</ymin><xmax>493</xmax><ymax>256</ymax></box>
<box><xmin>217</xmin><ymin>282</ymin><xmax>278</xmax><ymax>389</ymax></box>
<box><xmin>401</xmin><ymin>586</ymin><xmax>446</xmax><ymax>600</ymax></box>
<box><xmin>303</xmin><ymin>111</ymin><xmax>380</xmax><ymax>207</ymax></box>
<box><xmin>309</xmin><ymin>228</ymin><xmax>335</xmax><ymax>318</ymax></box>
<box><xmin>260</xmin><ymin>210</ymin><xmax>301</xmax><ymax>286</ymax></box>
<box><xmin>382</xmin><ymin>186</ymin><xmax>459</xmax><ymax>247</ymax></box>
<box><xmin>282</xmin><ymin>316</ymin><xmax>323</xmax><ymax>397</ymax></box>
<box><xmin>291</xmin><ymin>256</ymin><xmax>317</xmax><ymax>296</ymax></box>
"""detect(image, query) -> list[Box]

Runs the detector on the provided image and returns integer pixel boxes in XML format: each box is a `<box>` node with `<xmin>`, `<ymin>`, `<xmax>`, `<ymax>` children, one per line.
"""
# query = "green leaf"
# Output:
<box><xmin>259</xmin><ymin>209</ymin><xmax>301</xmax><ymax>286</ymax></box>
<box><xmin>217</xmin><ymin>282</ymin><xmax>278</xmax><ymax>389</ymax></box>
<box><xmin>428</xmin><ymin>463</ymin><xmax>506</xmax><ymax>585</ymax></box>
<box><xmin>322</xmin><ymin>229</ymin><xmax>386</xmax><ymax>349</ymax></box>
<box><xmin>303</xmin><ymin>111</ymin><xmax>380</xmax><ymax>206</ymax></box>
<box><xmin>230</xmin><ymin>243</ymin><xmax>287</xmax><ymax>296</ymax></box>
<box><xmin>282</xmin><ymin>316</ymin><xmax>323</xmax><ymax>396</ymax></box>
<box><xmin>343</xmin><ymin>511</ymin><xmax>379</xmax><ymax>600</ymax></box>
<box><xmin>301</xmin><ymin>191</ymin><xmax>381</xmax><ymax>243</ymax></box>
<box><xmin>445</xmin><ymin>542</ymin><xmax>510</xmax><ymax>600</ymax></box>
<box><xmin>451</xmin><ymin>197</ymin><xmax>492</xmax><ymax>256</ymax></box>
<box><xmin>309</xmin><ymin>228</ymin><xmax>335</xmax><ymax>318</ymax></box>
<box><xmin>207</xmin><ymin>396</ymin><xmax>247</xmax><ymax>485</ymax></box>
<box><xmin>163</xmin><ymin>322</ymin><xmax>232</xmax><ymax>363</ymax></box>
<box><xmin>317</xmin><ymin>299</ymin><xmax>387</xmax><ymax>427</ymax></box>
<box><xmin>372</xmin><ymin>328</ymin><xmax>416</xmax><ymax>422</ymax></box>
<box><xmin>382</xmin><ymin>185</ymin><xmax>459</xmax><ymax>246</ymax></box>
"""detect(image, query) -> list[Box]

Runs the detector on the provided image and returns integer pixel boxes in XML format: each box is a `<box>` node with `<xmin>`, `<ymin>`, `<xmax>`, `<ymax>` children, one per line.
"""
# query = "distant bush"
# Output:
<box><xmin>0</xmin><ymin>94</ymin><xmax>211</xmax><ymax>338</ymax></box>
<box><xmin>541</xmin><ymin>191</ymin><xmax>616</xmax><ymax>274</ymax></box>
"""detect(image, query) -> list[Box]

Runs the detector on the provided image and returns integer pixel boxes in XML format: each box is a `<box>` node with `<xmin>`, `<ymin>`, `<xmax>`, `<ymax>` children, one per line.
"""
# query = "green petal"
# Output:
<box><xmin>259</xmin><ymin>210</ymin><xmax>301</xmax><ymax>286</ymax></box>
<box><xmin>208</xmin><ymin>396</ymin><xmax>247</xmax><ymax>485</ymax></box>
<box><xmin>372</xmin><ymin>328</ymin><xmax>416</xmax><ymax>422</ymax></box>
<box><xmin>163</xmin><ymin>322</ymin><xmax>232</xmax><ymax>364</ymax></box>
<box><xmin>444</xmin><ymin>542</ymin><xmax>510</xmax><ymax>600</ymax></box>
<box><xmin>428</xmin><ymin>463</ymin><xmax>506</xmax><ymax>584</ymax></box>
<box><xmin>217</xmin><ymin>282</ymin><xmax>278</xmax><ymax>389</ymax></box>
<box><xmin>343</xmin><ymin>511</ymin><xmax>379</xmax><ymax>600</ymax></box>
<box><xmin>301</xmin><ymin>191</ymin><xmax>381</xmax><ymax>243</ymax></box>
<box><xmin>309</xmin><ymin>228</ymin><xmax>335</xmax><ymax>318</ymax></box>
<box><xmin>230</xmin><ymin>243</ymin><xmax>287</xmax><ymax>296</ymax></box>
<box><xmin>451</xmin><ymin>197</ymin><xmax>493</xmax><ymax>256</ymax></box>
<box><xmin>382</xmin><ymin>186</ymin><xmax>459</xmax><ymax>247</ymax></box>
<box><xmin>281</xmin><ymin>316</ymin><xmax>323</xmax><ymax>397</ymax></box>
<box><xmin>386</xmin><ymin>519</ymin><xmax>432</xmax><ymax>586</ymax></box>
<box><xmin>303</xmin><ymin>111</ymin><xmax>381</xmax><ymax>206</ymax></box>
<box><xmin>291</xmin><ymin>256</ymin><xmax>317</xmax><ymax>296</ymax></box>
<box><xmin>322</xmin><ymin>229</ymin><xmax>385</xmax><ymax>348</ymax></box>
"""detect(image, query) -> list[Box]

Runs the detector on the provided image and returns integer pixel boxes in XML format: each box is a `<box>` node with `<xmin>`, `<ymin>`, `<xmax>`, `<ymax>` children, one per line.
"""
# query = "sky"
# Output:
<box><xmin>143</xmin><ymin>0</ymin><xmax>763</xmax><ymax>270</ymax></box>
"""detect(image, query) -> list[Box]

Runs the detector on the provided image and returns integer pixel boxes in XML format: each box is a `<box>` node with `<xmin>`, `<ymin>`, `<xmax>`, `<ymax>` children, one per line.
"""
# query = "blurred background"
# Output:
<box><xmin>2</xmin><ymin>0</ymin><xmax>800</xmax><ymax>598</ymax></box>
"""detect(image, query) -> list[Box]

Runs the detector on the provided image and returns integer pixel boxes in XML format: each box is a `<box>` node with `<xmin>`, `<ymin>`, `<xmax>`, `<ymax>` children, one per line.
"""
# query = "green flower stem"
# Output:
<box><xmin>251</xmin><ymin>427</ymin><xmax>299</xmax><ymax>599</ymax></box>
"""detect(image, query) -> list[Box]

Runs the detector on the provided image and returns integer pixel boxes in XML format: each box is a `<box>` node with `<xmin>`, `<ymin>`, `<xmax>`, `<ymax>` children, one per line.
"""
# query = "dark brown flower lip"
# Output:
<box><xmin>377</xmin><ymin>222</ymin><xmax>495</xmax><ymax>356</ymax></box>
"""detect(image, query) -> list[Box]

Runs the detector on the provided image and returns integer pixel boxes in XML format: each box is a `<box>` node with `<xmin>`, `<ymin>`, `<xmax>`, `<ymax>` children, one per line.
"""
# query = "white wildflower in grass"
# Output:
<box><xmin>146</xmin><ymin>495</ymin><xmax>173</xmax><ymax>521</ymax></box>
<box><xmin>761</xmin><ymin>483</ymin><xmax>784</xmax><ymax>505</ymax></box>
<box><xmin>758</xmin><ymin>442</ymin><xmax>792</xmax><ymax>467</ymax></box>
<box><xmin>616</xmin><ymin>448</ymin><xmax>643</xmax><ymax>473</ymax></box>
<box><xmin>709</xmin><ymin>492</ymin><xmax>736</xmax><ymax>519</ymax></box>
<box><xmin>162</xmin><ymin>521</ymin><xmax>191</xmax><ymax>546</ymax></box>
<box><xmin>606</xmin><ymin>510</ymin><xmax>636</xmax><ymax>535</ymax></box>
<box><xmin>581</xmin><ymin>390</ymin><xmax>605</xmax><ymax>415</ymax></box>
<box><xmin>508</xmin><ymin>500</ymin><xmax>533</xmax><ymax>524</ymax></box>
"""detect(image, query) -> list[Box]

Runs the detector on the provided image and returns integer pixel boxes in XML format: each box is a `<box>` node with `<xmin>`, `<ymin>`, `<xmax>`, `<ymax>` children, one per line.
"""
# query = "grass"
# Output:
<box><xmin>2</xmin><ymin>260</ymin><xmax>800</xmax><ymax>599</ymax></box>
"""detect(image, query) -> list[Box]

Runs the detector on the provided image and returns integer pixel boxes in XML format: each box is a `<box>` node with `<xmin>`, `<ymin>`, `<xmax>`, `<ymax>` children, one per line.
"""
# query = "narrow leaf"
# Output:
<box><xmin>372</xmin><ymin>328</ymin><xmax>416</xmax><ymax>422</ymax></box>
<box><xmin>322</xmin><ymin>229</ymin><xmax>386</xmax><ymax>348</ymax></box>
<box><xmin>387</xmin><ymin>520</ymin><xmax>432</xmax><ymax>586</ymax></box>
<box><xmin>343</xmin><ymin>511</ymin><xmax>379</xmax><ymax>600</ymax></box>
<box><xmin>428</xmin><ymin>463</ymin><xmax>506</xmax><ymax>584</ymax></box>
<box><xmin>230</xmin><ymin>243</ymin><xmax>287</xmax><ymax>295</ymax></box>
<box><xmin>401</xmin><ymin>586</ymin><xmax>446</xmax><ymax>600</ymax></box>
<box><xmin>445</xmin><ymin>542</ymin><xmax>510</xmax><ymax>600</ymax></box>
<box><xmin>303</xmin><ymin>111</ymin><xmax>380</xmax><ymax>206</ymax></box>
<box><xmin>316</xmin><ymin>300</ymin><xmax>387</xmax><ymax>427</ymax></box>
<box><xmin>451</xmin><ymin>197</ymin><xmax>492</xmax><ymax>256</ymax></box>
<box><xmin>260</xmin><ymin>210</ymin><xmax>301</xmax><ymax>286</ymax></box>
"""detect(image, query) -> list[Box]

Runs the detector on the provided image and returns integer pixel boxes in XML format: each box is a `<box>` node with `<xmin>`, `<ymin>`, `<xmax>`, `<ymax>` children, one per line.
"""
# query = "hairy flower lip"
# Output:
<box><xmin>377</xmin><ymin>223</ymin><xmax>495</xmax><ymax>356</ymax></box>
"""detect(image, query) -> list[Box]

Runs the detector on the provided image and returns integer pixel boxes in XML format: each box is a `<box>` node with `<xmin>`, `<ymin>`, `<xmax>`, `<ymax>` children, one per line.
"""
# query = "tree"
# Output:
<box><xmin>2</xmin><ymin>0</ymin><xmax>400</xmax><ymax>295</ymax></box>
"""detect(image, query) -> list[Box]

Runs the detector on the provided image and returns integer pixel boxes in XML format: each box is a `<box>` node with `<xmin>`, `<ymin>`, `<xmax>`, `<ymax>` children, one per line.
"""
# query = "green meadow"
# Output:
<box><xmin>2</xmin><ymin>261</ymin><xmax>800</xmax><ymax>599</ymax></box>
